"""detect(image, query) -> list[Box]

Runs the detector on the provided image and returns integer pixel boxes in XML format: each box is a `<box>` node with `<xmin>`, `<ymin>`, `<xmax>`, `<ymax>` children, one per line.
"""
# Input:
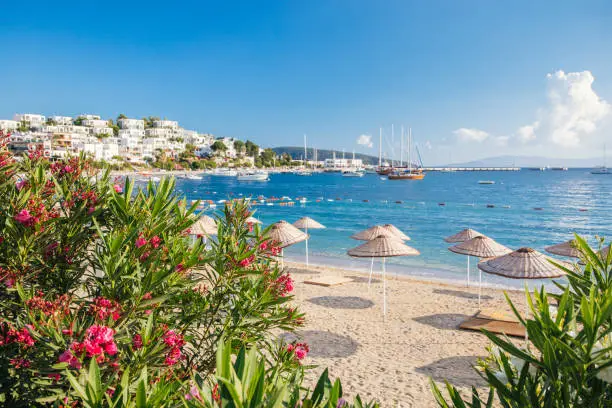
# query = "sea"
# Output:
<box><xmin>168</xmin><ymin>169</ymin><xmax>611</xmax><ymax>290</ymax></box>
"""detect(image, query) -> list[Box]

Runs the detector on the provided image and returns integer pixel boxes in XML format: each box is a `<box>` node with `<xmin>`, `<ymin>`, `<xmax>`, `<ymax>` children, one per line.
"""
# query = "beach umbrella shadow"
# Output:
<box><xmin>280</xmin><ymin>330</ymin><xmax>359</xmax><ymax>358</ymax></box>
<box><xmin>413</xmin><ymin>313</ymin><xmax>472</xmax><ymax>330</ymax></box>
<box><xmin>307</xmin><ymin>296</ymin><xmax>374</xmax><ymax>310</ymax></box>
<box><xmin>415</xmin><ymin>356</ymin><xmax>487</xmax><ymax>387</ymax></box>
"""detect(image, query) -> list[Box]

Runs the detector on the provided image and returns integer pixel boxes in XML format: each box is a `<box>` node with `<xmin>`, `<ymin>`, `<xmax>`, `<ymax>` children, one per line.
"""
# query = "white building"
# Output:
<box><xmin>0</xmin><ymin>120</ymin><xmax>19</xmax><ymax>131</ymax></box>
<box><xmin>117</xmin><ymin>118</ymin><xmax>144</xmax><ymax>130</ymax></box>
<box><xmin>152</xmin><ymin>120</ymin><xmax>179</xmax><ymax>129</ymax></box>
<box><xmin>216</xmin><ymin>137</ymin><xmax>238</xmax><ymax>158</ymax></box>
<box><xmin>82</xmin><ymin>119</ymin><xmax>108</xmax><ymax>128</ymax></box>
<box><xmin>324</xmin><ymin>158</ymin><xmax>363</xmax><ymax>168</ymax></box>
<box><xmin>14</xmin><ymin>113</ymin><xmax>46</xmax><ymax>128</ymax></box>
<box><xmin>118</xmin><ymin>128</ymin><xmax>145</xmax><ymax>138</ymax></box>
<box><xmin>42</xmin><ymin>124</ymin><xmax>89</xmax><ymax>135</ymax></box>
<box><xmin>79</xmin><ymin>114</ymin><xmax>101</xmax><ymax>120</ymax></box>
<box><xmin>49</xmin><ymin>116</ymin><xmax>74</xmax><ymax>125</ymax></box>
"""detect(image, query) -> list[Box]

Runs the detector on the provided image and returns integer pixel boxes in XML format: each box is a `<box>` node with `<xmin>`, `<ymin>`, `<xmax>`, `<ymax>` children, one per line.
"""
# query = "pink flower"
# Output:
<box><xmin>175</xmin><ymin>263</ymin><xmax>185</xmax><ymax>273</ymax></box>
<box><xmin>9</xmin><ymin>357</ymin><xmax>31</xmax><ymax>368</ymax></box>
<box><xmin>150</xmin><ymin>236</ymin><xmax>162</xmax><ymax>249</ymax></box>
<box><xmin>239</xmin><ymin>255</ymin><xmax>255</xmax><ymax>268</ymax></box>
<box><xmin>48</xmin><ymin>373</ymin><xmax>61</xmax><ymax>382</ymax></box>
<box><xmin>59</xmin><ymin>349</ymin><xmax>82</xmax><ymax>369</ymax></box>
<box><xmin>64</xmin><ymin>165</ymin><xmax>73</xmax><ymax>173</ymax></box>
<box><xmin>15</xmin><ymin>179</ymin><xmax>27</xmax><ymax>190</ymax></box>
<box><xmin>113</xmin><ymin>184</ymin><xmax>123</xmax><ymax>193</ymax></box>
<box><xmin>132</xmin><ymin>334</ymin><xmax>143</xmax><ymax>350</ymax></box>
<box><xmin>88</xmin><ymin>206</ymin><xmax>95</xmax><ymax>215</ymax></box>
<box><xmin>185</xmin><ymin>384</ymin><xmax>202</xmax><ymax>401</ymax></box>
<box><xmin>287</xmin><ymin>342</ymin><xmax>309</xmax><ymax>361</ymax></box>
<box><xmin>135</xmin><ymin>236</ymin><xmax>147</xmax><ymax>248</ymax></box>
<box><xmin>14</xmin><ymin>209</ymin><xmax>34</xmax><ymax>226</ymax></box>
<box><xmin>81</xmin><ymin>325</ymin><xmax>116</xmax><ymax>358</ymax></box>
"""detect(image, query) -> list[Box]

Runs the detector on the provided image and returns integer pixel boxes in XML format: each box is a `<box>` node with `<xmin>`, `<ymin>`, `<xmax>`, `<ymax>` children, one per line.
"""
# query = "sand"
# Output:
<box><xmin>282</xmin><ymin>261</ymin><xmax>526</xmax><ymax>407</ymax></box>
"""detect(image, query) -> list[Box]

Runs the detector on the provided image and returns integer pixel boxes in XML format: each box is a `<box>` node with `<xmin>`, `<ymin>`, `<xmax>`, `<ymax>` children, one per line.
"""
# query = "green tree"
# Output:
<box><xmin>245</xmin><ymin>140</ymin><xmax>259</xmax><ymax>157</ymax></box>
<box><xmin>233</xmin><ymin>140</ymin><xmax>245</xmax><ymax>156</ymax></box>
<box><xmin>117</xmin><ymin>113</ymin><xmax>127</xmax><ymax>121</ymax></box>
<box><xmin>74</xmin><ymin>116</ymin><xmax>85</xmax><ymax>126</ymax></box>
<box><xmin>211</xmin><ymin>140</ymin><xmax>228</xmax><ymax>154</ymax></box>
<box><xmin>45</xmin><ymin>118</ymin><xmax>57</xmax><ymax>126</ymax></box>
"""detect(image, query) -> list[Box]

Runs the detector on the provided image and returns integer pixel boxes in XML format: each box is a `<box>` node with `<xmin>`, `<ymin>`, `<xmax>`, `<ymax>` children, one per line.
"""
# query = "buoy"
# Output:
<box><xmin>438</xmin><ymin>203</ymin><xmax>446</xmax><ymax>206</ymax></box>
<box><xmin>486</xmin><ymin>204</ymin><xmax>495</xmax><ymax>208</ymax></box>
<box><xmin>395</xmin><ymin>201</ymin><xmax>402</xmax><ymax>204</ymax></box>
<box><xmin>533</xmin><ymin>207</ymin><xmax>543</xmax><ymax>211</ymax></box>
<box><xmin>579</xmin><ymin>208</ymin><xmax>588</xmax><ymax>212</ymax></box>
<box><xmin>363</xmin><ymin>199</ymin><xmax>369</xmax><ymax>202</ymax></box>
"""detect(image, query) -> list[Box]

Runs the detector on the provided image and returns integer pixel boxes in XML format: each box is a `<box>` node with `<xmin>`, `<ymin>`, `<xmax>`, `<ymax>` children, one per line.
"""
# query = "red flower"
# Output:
<box><xmin>135</xmin><ymin>236</ymin><xmax>147</xmax><ymax>248</ymax></box>
<box><xmin>80</xmin><ymin>325</ymin><xmax>117</xmax><ymax>359</ymax></box>
<box><xmin>89</xmin><ymin>297</ymin><xmax>122</xmax><ymax>321</ymax></box>
<box><xmin>48</xmin><ymin>373</ymin><xmax>61</xmax><ymax>382</ymax></box>
<box><xmin>239</xmin><ymin>255</ymin><xmax>255</xmax><ymax>267</ymax></box>
<box><xmin>9</xmin><ymin>357</ymin><xmax>31</xmax><ymax>368</ymax></box>
<box><xmin>175</xmin><ymin>263</ymin><xmax>185</xmax><ymax>273</ymax></box>
<box><xmin>287</xmin><ymin>342</ymin><xmax>309</xmax><ymax>361</ymax></box>
<box><xmin>14</xmin><ymin>209</ymin><xmax>34</xmax><ymax>226</ymax></box>
<box><xmin>132</xmin><ymin>334</ymin><xmax>143</xmax><ymax>350</ymax></box>
<box><xmin>150</xmin><ymin>235</ymin><xmax>162</xmax><ymax>248</ymax></box>
<box><xmin>59</xmin><ymin>350</ymin><xmax>82</xmax><ymax>369</ymax></box>
<box><xmin>113</xmin><ymin>184</ymin><xmax>123</xmax><ymax>193</ymax></box>
<box><xmin>163</xmin><ymin>330</ymin><xmax>185</xmax><ymax>366</ymax></box>
<box><xmin>7</xmin><ymin>327</ymin><xmax>35</xmax><ymax>348</ymax></box>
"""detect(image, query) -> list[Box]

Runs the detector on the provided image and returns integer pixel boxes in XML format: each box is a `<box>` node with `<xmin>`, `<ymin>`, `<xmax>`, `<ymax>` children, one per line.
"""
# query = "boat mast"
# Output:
<box><xmin>303</xmin><ymin>134</ymin><xmax>307</xmax><ymax>168</ymax></box>
<box><xmin>400</xmin><ymin>125</ymin><xmax>404</xmax><ymax>167</ymax></box>
<box><xmin>391</xmin><ymin>124</ymin><xmax>394</xmax><ymax>166</ymax></box>
<box><xmin>378</xmin><ymin>128</ymin><xmax>382</xmax><ymax>167</ymax></box>
<box><xmin>408</xmin><ymin>127</ymin><xmax>412</xmax><ymax>172</ymax></box>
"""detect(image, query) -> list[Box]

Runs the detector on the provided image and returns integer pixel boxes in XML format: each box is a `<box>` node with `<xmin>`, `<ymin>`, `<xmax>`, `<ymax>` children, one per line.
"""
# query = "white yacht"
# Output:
<box><xmin>342</xmin><ymin>169</ymin><xmax>364</xmax><ymax>177</ymax></box>
<box><xmin>185</xmin><ymin>174</ymin><xmax>203</xmax><ymax>180</ymax></box>
<box><xmin>212</xmin><ymin>168</ymin><xmax>238</xmax><ymax>177</ymax></box>
<box><xmin>237</xmin><ymin>171</ymin><xmax>269</xmax><ymax>181</ymax></box>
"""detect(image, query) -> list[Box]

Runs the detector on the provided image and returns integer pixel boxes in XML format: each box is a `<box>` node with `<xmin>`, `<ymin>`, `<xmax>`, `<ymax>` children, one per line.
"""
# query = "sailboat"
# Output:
<box><xmin>295</xmin><ymin>134</ymin><xmax>313</xmax><ymax>176</ymax></box>
<box><xmin>388</xmin><ymin>128</ymin><xmax>426</xmax><ymax>180</ymax></box>
<box><xmin>592</xmin><ymin>145</ymin><xmax>611</xmax><ymax>175</ymax></box>
<box><xmin>376</xmin><ymin>127</ymin><xmax>394</xmax><ymax>175</ymax></box>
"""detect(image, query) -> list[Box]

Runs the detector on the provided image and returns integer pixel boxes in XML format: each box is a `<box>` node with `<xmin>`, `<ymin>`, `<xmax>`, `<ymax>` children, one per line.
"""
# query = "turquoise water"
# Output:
<box><xmin>171</xmin><ymin>170</ymin><xmax>612</xmax><ymax>288</ymax></box>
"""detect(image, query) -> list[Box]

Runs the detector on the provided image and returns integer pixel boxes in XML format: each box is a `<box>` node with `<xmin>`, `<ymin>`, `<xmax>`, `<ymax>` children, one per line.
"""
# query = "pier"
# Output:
<box><xmin>422</xmin><ymin>167</ymin><xmax>521</xmax><ymax>172</ymax></box>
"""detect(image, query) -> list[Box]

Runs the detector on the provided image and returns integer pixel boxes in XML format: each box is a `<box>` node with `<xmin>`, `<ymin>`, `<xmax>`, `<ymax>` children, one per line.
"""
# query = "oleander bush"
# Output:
<box><xmin>431</xmin><ymin>236</ymin><xmax>612</xmax><ymax>407</ymax></box>
<box><xmin>0</xmin><ymin>131</ymin><xmax>377</xmax><ymax>407</ymax></box>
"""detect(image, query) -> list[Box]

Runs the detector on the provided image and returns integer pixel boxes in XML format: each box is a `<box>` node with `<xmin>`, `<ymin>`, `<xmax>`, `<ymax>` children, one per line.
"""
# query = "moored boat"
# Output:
<box><xmin>237</xmin><ymin>171</ymin><xmax>269</xmax><ymax>181</ymax></box>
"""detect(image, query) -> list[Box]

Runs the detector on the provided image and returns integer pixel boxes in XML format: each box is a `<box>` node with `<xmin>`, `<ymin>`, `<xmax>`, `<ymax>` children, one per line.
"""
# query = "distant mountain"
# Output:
<box><xmin>272</xmin><ymin>146</ymin><xmax>380</xmax><ymax>164</ymax></box>
<box><xmin>448</xmin><ymin>155</ymin><xmax>601</xmax><ymax>168</ymax></box>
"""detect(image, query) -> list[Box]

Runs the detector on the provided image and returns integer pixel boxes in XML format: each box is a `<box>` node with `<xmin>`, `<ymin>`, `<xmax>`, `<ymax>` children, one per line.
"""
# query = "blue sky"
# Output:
<box><xmin>2</xmin><ymin>0</ymin><xmax>611</xmax><ymax>164</ymax></box>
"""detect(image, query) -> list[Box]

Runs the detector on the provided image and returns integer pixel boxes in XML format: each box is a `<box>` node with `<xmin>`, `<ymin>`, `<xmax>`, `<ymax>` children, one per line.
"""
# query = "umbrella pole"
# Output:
<box><xmin>524</xmin><ymin>280</ymin><xmax>529</xmax><ymax>345</ymax></box>
<box><xmin>478</xmin><ymin>268</ymin><xmax>482</xmax><ymax>307</ymax></box>
<box><xmin>305</xmin><ymin>225</ymin><xmax>309</xmax><ymax>268</ymax></box>
<box><xmin>382</xmin><ymin>257</ymin><xmax>387</xmax><ymax>319</ymax></box>
<box><xmin>281</xmin><ymin>248</ymin><xmax>284</xmax><ymax>269</ymax></box>
<box><xmin>466</xmin><ymin>256</ymin><xmax>470</xmax><ymax>287</ymax></box>
<box><xmin>368</xmin><ymin>257</ymin><xmax>374</xmax><ymax>287</ymax></box>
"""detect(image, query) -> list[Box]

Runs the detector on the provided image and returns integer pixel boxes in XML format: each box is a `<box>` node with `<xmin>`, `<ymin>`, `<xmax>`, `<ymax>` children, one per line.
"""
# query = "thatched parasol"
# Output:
<box><xmin>382</xmin><ymin>224</ymin><xmax>410</xmax><ymax>241</ymax></box>
<box><xmin>190</xmin><ymin>215</ymin><xmax>217</xmax><ymax>236</ymax></box>
<box><xmin>293</xmin><ymin>217</ymin><xmax>325</xmax><ymax>267</ymax></box>
<box><xmin>246</xmin><ymin>216</ymin><xmax>262</xmax><ymax>224</ymax></box>
<box><xmin>449</xmin><ymin>236</ymin><xmax>511</xmax><ymax>305</ymax></box>
<box><xmin>352</xmin><ymin>224</ymin><xmax>409</xmax><ymax>284</ymax></box>
<box><xmin>545</xmin><ymin>240</ymin><xmax>580</xmax><ymax>258</ymax></box>
<box><xmin>444</xmin><ymin>228</ymin><xmax>484</xmax><ymax>287</ymax></box>
<box><xmin>478</xmin><ymin>247</ymin><xmax>568</xmax><ymax>341</ymax></box>
<box><xmin>478</xmin><ymin>247</ymin><xmax>568</xmax><ymax>279</ymax></box>
<box><xmin>266</xmin><ymin>221</ymin><xmax>308</xmax><ymax>268</ymax></box>
<box><xmin>444</xmin><ymin>228</ymin><xmax>482</xmax><ymax>243</ymax></box>
<box><xmin>348</xmin><ymin>235</ymin><xmax>419</xmax><ymax>316</ymax></box>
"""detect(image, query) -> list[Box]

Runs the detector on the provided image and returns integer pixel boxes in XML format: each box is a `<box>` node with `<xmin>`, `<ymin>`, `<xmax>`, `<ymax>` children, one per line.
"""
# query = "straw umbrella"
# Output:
<box><xmin>351</xmin><ymin>224</ymin><xmax>409</xmax><ymax>285</ymax></box>
<box><xmin>293</xmin><ymin>217</ymin><xmax>325</xmax><ymax>267</ymax></box>
<box><xmin>448</xmin><ymin>236</ymin><xmax>511</xmax><ymax>306</ymax></box>
<box><xmin>246</xmin><ymin>216</ymin><xmax>262</xmax><ymax>224</ymax></box>
<box><xmin>445</xmin><ymin>228</ymin><xmax>483</xmax><ymax>286</ymax></box>
<box><xmin>478</xmin><ymin>247</ymin><xmax>568</xmax><ymax>341</ymax></box>
<box><xmin>266</xmin><ymin>221</ymin><xmax>308</xmax><ymax>268</ymax></box>
<box><xmin>190</xmin><ymin>215</ymin><xmax>217</xmax><ymax>244</ymax></box>
<box><xmin>348</xmin><ymin>235</ymin><xmax>420</xmax><ymax>317</ymax></box>
<box><xmin>545</xmin><ymin>240</ymin><xmax>580</xmax><ymax>258</ymax></box>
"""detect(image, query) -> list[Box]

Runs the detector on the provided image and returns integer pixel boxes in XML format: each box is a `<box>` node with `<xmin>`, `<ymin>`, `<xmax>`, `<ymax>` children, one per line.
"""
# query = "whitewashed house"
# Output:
<box><xmin>0</xmin><ymin>120</ymin><xmax>19</xmax><ymax>131</ymax></box>
<box><xmin>13</xmin><ymin>113</ymin><xmax>46</xmax><ymax>128</ymax></box>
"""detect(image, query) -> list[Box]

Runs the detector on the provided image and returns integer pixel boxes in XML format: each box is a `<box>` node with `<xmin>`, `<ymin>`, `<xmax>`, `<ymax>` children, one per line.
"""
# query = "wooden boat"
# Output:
<box><xmin>386</xmin><ymin>128</ymin><xmax>426</xmax><ymax>180</ymax></box>
<box><xmin>388</xmin><ymin>171</ymin><xmax>425</xmax><ymax>180</ymax></box>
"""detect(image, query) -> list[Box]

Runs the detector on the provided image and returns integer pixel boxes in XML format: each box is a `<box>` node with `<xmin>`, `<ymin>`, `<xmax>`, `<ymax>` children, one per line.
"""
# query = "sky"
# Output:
<box><xmin>1</xmin><ymin>0</ymin><xmax>612</xmax><ymax>165</ymax></box>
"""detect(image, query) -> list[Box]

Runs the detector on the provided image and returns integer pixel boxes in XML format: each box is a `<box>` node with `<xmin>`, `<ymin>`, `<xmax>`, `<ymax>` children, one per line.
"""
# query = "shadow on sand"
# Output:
<box><xmin>280</xmin><ymin>330</ymin><xmax>359</xmax><ymax>358</ymax></box>
<box><xmin>307</xmin><ymin>296</ymin><xmax>374</xmax><ymax>310</ymax></box>
<box><xmin>415</xmin><ymin>355</ymin><xmax>487</xmax><ymax>387</ymax></box>
<box><xmin>413</xmin><ymin>313</ymin><xmax>471</xmax><ymax>330</ymax></box>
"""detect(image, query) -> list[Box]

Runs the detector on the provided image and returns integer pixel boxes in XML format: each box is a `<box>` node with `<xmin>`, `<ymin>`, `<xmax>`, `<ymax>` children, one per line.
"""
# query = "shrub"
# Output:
<box><xmin>0</xmin><ymin>131</ymin><xmax>377</xmax><ymax>406</ymax></box>
<box><xmin>431</xmin><ymin>236</ymin><xmax>612</xmax><ymax>407</ymax></box>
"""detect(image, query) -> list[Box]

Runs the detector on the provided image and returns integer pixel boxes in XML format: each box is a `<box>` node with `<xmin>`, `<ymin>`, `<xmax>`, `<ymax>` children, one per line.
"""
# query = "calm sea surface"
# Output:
<box><xmin>169</xmin><ymin>170</ymin><xmax>611</xmax><ymax>288</ymax></box>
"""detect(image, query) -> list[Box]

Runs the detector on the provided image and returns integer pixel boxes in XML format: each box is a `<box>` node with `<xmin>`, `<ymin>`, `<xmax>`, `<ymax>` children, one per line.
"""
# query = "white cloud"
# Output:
<box><xmin>516</xmin><ymin>121</ymin><xmax>539</xmax><ymax>143</ymax></box>
<box><xmin>357</xmin><ymin>134</ymin><xmax>373</xmax><ymax>148</ymax></box>
<box><xmin>495</xmin><ymin>135</ymin><xmax>510</xmax><ymax>147</ymax></box>
<box><xmin>453</xmin><ymin>128</ymin><xmax>489</xmax><ymax>142</ymax></box>
<box><xmin>544</xmin><ymin>70</ymin><xmax>610</xmax><ymax>147</ymax></box>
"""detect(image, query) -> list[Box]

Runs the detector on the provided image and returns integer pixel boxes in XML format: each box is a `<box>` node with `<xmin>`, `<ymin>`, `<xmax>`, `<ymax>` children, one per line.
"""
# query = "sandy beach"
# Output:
<box><xmin>283</xmin><ymin>261</ymin><xmax>526</xmax><ymax>407</ymax></box>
